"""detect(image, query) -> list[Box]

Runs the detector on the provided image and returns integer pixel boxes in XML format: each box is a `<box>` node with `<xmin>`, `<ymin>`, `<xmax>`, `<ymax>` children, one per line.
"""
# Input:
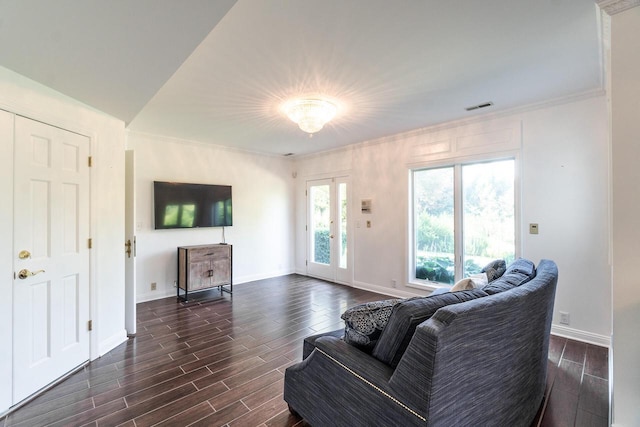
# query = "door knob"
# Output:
<box><xmin>18</xmin><ymin>269</ymin><xmax>45</xmax><ymax>280</ymax></box>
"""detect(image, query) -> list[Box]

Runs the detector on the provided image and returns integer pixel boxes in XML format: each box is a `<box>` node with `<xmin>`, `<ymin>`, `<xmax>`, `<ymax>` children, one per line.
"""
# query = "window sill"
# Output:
<box><xmin>406</xmin><ymin>281</ymin><xmax>452</xmax><ymax>293</ymax></box>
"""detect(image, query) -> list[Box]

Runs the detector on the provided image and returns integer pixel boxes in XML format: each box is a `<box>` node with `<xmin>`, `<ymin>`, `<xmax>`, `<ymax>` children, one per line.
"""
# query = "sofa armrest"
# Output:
<box><xmin>302</xmin><ymin>329</ymin><xmax>343</xmax><ymax>360</ymax></box>
<box><xmin>313</xmin><ymin>336</ymin><xmax>395</xmax><ymax>386</ymax></box>
<box><xmin>285</xmin><ymin>336</ymin><xmax>427</xmax><ymax>426</ymax></box>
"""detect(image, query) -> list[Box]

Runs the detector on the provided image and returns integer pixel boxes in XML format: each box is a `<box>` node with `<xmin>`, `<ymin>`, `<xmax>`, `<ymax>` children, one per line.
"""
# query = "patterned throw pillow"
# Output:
<box><xmin>481</xmin><ymin>259</ymin><xmax>507</xmax><ymax>282</ymax></box>
<box><xmin>341</xmin><ymin>299</ymin><xmax>403</xmax><ymax>352</ymax></box>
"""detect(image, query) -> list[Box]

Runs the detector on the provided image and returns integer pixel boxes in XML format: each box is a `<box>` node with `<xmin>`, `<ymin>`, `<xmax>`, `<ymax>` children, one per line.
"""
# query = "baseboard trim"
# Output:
<box><xmin>0</xmin><ymin>362</ymin><xmax>88</xmax><ymax>418</ymax></box>
<box><xmin>234</xmin><ymin>269</ymin><xmax>295</xmax><ymax>285</ymax></box>
<box><xmin>97</xmin><ymin>329</ymin><xmax>128</xmax><ymax>357</ymax></box>
<box><xmin>351</xmin><ymin>280</ymin><xmax>420</xmax><ymax>299</ymax></box>
<box><xmin>135</xmin><ymin>269</ymin><xmax>297</xmax><ymax>304</ymax></box>
<box><xmin>551</xmin><ymin>325</ymin><xmax>611</xmax><ymax>348</ymax></box>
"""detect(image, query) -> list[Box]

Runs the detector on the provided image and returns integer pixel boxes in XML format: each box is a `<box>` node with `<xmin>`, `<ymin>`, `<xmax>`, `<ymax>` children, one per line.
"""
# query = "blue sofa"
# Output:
<box><xmin>284</xmin><ymin>259</ymin><xmax>558</xmax><ymax>426</ymax></box>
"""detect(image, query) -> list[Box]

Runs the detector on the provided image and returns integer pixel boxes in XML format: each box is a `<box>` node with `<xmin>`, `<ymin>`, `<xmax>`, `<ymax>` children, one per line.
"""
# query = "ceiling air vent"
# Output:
<box><xmin>465</xmin><ymin>102</ymin><xmax>494</xmax><ymax>111</ymax></box>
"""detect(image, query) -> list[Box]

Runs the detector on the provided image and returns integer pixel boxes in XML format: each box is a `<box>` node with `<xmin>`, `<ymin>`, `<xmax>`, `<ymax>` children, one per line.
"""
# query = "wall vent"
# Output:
<box><xmin>465</xmin><ymin>102</ymin><xmax>494</xmax><ymax>111</ymax></box>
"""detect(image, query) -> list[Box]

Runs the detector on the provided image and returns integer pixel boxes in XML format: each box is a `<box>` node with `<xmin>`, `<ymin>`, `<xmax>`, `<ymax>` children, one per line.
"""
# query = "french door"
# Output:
<box><xmin>307</xmin><ymin>177</ymin><xmax>351</xmax><ymax>284</ymax></box>
<box><xmin>12</xmin><ymin>116</ymin><xmax>91</xmax><ymax>403</ymax></box>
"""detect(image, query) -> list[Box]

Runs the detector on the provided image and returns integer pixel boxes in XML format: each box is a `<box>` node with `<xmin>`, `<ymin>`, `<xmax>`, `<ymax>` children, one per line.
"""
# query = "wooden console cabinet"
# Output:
<box><xmin>177</xmin><ymin>244</ymin><xmax>232</xmax><ymax>302</ymax></box>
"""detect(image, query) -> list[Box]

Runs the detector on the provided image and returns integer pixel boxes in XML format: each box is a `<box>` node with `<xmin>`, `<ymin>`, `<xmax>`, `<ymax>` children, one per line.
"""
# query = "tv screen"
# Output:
<box><xmin>153</xmin><ymin>181</ymin><xmax>232</xmax><ymax>229</ymax></box>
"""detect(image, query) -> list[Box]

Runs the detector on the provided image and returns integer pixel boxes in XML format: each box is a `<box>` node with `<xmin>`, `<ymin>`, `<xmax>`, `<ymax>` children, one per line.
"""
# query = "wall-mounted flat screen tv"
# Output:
<box><xmin>154</xmin><ymin>181</ymin><xmax>232</xmax><ymax>229</ymax></box>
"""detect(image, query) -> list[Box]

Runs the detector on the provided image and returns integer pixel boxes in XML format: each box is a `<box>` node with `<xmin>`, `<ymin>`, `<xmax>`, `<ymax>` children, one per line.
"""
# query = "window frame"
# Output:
<box><xmin>407</xmin><ymin>152</ymin><xmax>521</xmax><ymax>290</ymax></box>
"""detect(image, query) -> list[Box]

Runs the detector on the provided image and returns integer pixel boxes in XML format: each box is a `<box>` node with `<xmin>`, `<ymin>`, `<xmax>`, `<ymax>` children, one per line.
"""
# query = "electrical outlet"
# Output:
<box><xmin>391</xmin><ymin>279</ymin><xmax>397</xmax><ymax>288</ymax></box>
<box><xmin>366</xmin><ymin>220</ymin><xmax>371</xmax><ymax>228</ymax></box>
<box><xmin>559</xmin><ymin>311</ymin><xmax>570</xmax><ymax>325</ymax></box>
<box><xmin>151</xmin><ymin>282</ymin><xmax>157</xmax><ymax>291</ymax></box>
<box><xmin>173</xmin><ymin>280</ymin><xmax>177</xmax><ymax>288</ymax></box>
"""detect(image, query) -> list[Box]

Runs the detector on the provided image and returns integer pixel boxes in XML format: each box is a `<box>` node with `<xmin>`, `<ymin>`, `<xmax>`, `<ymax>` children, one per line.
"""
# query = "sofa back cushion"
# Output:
<box><xmin>483</xmin><ymin>258</ymin><xmax>536</xmax><ymax>295</ymax></box>
<box><xmin>372</xmin><ymin>288</ymin><xmax>488</xmax><ymax>367</ymax></box>
<box><xmin>505</xmin><ymin>257</ymin><xmax>536</xmax><ymax>276</ymax></box>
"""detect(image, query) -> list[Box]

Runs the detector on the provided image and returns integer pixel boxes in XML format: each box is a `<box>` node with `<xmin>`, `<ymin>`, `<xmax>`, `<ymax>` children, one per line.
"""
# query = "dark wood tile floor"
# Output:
<box><xmin>1</xmin><ymin>275</ymin><xmax>609</xmax><ymax>427</ymax></box>
<box><xmin>538</xmin><ymin>335</ymin><xmax>609</xmax><ymax>427</ymax></box>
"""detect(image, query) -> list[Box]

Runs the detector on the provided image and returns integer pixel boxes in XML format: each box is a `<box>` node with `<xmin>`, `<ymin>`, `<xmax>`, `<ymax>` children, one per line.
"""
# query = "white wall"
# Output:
<box><xmin>0</xmin><ymin>66</ymin><xmax>126</xmax><ymax>413</ymax></box>
<box><xmin>611</xmin><ymin>6</ymin><xmax>640</xmax><ymax>426</ymax></box>
<box><xmin>295</xmin><ymin>93</ymin><xmax>611</xmax><ymax>344</ymax></box>
<box><xmin>127</xmin><ymin>132</ymin><xmax>295</xmax><ymax>302</ymax></box>
<box><xmin>521</xmin><ymin>96</ymin><xmax>610</xmax><ymax>343</ymax></box>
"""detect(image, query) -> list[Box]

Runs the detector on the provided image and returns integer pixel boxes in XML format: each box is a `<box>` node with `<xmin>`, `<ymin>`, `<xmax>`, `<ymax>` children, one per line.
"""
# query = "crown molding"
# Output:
<box><xmin>596</xmin><ymin>0</ymin><xmax>640</xmax><ymax>15</ymax></box>
<box><xmin>295</xmin><ymin>88</ymin><xmax>606</xmax><ymax>161</ymax></box>
<box><xmin>125</xmin><ymin>129</ymin><xmax>289</xmax><ymax>159</ymax></box>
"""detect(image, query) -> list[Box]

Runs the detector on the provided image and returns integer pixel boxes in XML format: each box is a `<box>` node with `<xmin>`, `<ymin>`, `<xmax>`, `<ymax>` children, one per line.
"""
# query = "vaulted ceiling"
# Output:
<box><xmin>0</xmin><ymin>0</ymin><xmax>603</xmax><ymax>156</ymax></box>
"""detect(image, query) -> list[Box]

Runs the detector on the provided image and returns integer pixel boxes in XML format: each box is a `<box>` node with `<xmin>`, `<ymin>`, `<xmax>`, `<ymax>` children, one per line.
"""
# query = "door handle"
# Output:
<box><xmin>18</xmin><ymin>269</ymin><xmax>45</xmax><ymax>280</ymax></box>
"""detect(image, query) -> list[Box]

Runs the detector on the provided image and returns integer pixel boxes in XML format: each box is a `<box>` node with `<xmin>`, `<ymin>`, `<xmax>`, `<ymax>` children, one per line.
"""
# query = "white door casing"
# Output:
<box><xmin>306</xmin><ymin>177</ymin><xmax>351</xmax><ymax>284</ymax></box>
<box><xmin>125</xmin><ymin>150</ymin><xmax>136</xmax><ymax>336</ymax></box>
<box><xmin>12</xmin><ymin>116</ymin><xmax>91</xmax><ymax>403</ymax></box>
<box><xmin>0</xmin><ymin>110</ymin><xmax>14</xmax><ymax>411</ymax></box>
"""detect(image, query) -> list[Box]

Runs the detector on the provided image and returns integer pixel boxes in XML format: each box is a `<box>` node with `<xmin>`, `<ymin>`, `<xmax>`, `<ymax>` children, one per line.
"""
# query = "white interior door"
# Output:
<box><xmin>13</xmin><ymin>116</ymin><xmax>91</xmax><ymax>403</ymax></box>
<box><xmin>307</xmin><ymin>177</ymin><xmax>351</xmax><ymax>284</ymax></box>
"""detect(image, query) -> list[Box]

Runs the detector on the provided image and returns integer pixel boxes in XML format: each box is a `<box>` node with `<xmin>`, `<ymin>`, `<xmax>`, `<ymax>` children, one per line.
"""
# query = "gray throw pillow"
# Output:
<box><xmin>481</xmin><ymin>259</ymin><xmax>507</xmax><ymax>282</ymax></box>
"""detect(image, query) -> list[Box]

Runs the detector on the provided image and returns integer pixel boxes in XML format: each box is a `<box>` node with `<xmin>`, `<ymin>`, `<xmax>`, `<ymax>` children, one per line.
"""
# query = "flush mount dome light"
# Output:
<box><xmin>283</xmin><ymin>98</ymin><xmax>337</xmax><ymax>135</ymax></box>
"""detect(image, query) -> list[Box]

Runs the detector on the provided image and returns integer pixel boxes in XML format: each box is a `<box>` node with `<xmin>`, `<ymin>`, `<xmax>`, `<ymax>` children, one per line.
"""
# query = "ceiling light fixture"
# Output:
<box><xmin>283</xmin><ymin>98</ymin><xmax>337</xmax><ymax>135</ymax></box>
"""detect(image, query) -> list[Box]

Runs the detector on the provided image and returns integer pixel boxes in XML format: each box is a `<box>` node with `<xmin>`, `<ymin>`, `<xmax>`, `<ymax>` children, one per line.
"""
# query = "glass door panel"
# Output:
<box><xmin>338</xmin><ymin>182</ymin><xmax>347</xmax><ymax>269</ymax></box>
<box><xmin>307</xmin><ymin>177</ymin><xmax>351</xmax><ymax>284</ymax></box>
<box><xmin>462</xmin><ymin>160</ymin><xmax>515</xmax><ymax>275</ymax></box>
<box><xmin>413</xmin><ymin>167</ymin><xmax>455</xmax><ymax>284</ymax></box>
<box><xmin>310</xmin><ymin>184</ymin><xmax>331</xmax><ymax>265</ymax></box>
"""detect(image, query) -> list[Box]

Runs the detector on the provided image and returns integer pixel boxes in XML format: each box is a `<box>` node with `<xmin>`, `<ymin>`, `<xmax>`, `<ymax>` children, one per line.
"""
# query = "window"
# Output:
<box><xmin>411</xmin><ymin>158</ymin><xmax>516</xmax><ymax>286</ymax></box>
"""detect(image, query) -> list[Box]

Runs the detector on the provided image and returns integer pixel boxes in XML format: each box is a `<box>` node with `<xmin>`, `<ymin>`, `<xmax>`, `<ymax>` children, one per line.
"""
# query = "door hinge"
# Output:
<box><xmin>305</xmin><ymin>190</ymin><xmax>307</xmax><ymax>196</ymax></box>
<box><xmin>88</xmin><ymin>320</ymin><xmax>93</xmax><ymax>331</ymax></box>
<box><xmin>306</xmin><ymin>260</ymin><xmax>308</xmax><ymax>266</ymax></box>
<box><xmin>88</xmin><ymin>156</ymin><xmax>93</xmax><ymax>167</ymax></box>
<box><xmin>88</xmin><ymin>238</ymin><xmax>92</xmax><ymax>249</ymax></box>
